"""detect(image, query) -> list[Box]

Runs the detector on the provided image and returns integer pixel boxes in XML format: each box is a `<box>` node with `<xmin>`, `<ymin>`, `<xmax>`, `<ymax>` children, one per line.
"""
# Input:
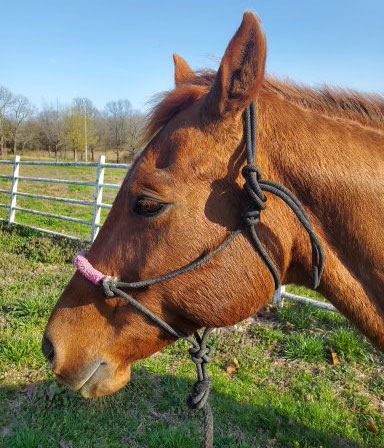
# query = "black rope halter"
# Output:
<box><xmin>97</xmin><ymin>100</ymin><xmax>325</xmax><ymax>448</ymax></box>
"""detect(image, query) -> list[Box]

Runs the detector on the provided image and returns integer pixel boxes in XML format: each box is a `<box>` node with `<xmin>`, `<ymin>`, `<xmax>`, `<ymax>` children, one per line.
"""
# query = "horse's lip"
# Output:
<box><xmin>75</xmin><ymin>361</ymin><xmax>102</xmax><ymax>391</ymax></box>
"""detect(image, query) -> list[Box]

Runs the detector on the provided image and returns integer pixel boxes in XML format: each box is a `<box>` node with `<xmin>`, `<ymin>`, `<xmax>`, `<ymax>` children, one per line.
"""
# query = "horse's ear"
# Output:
<box><xmin>173</xmin><ymin>54</ymin><xmax>195</xmax><ymax>87</ymax></box>
<box><xmin>204</xmin><ymin>12</ymin><xmax>266</xmax><ymax>117</ymax></box>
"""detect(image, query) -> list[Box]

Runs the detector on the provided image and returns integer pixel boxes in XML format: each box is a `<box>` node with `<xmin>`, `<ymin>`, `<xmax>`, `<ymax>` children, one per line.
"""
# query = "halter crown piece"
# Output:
<box><xmin>74</xmin><ymin>101</ymin><xmax>324</xmax><ymax>448</ymax></box>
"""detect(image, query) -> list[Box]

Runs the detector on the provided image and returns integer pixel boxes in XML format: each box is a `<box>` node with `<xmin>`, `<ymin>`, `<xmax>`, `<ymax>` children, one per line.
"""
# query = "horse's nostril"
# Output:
<box><xmin>42</xmin><ymin>334</ymin><xmax>55</xmax><ymax>364</ymax></box>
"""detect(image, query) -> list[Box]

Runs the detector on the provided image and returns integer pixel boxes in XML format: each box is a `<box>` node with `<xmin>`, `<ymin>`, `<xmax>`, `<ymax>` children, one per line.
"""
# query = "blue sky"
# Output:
<box><xmin>0</xmin><ymin>0</ymin><xmax>382</xmax><ymax>112</ymax></box>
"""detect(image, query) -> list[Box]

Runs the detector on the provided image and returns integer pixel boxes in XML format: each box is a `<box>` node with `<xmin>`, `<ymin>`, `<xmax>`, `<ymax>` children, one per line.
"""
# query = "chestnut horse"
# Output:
<box><xmin>43</xmin><ymin>12</ymin><xmax>384</xmax><ymax>403</ymax></box>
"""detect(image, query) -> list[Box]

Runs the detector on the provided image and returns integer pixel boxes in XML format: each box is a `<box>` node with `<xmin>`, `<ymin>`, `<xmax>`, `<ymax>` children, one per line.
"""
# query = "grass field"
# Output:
<box><xmin>1</xmin><ymin>223</ymin><xmax>384</xmax><ymax>448</ymax></box>
<box><xmin>0</xmin><ymin>161</ymin><xmax>127</xmax><ymax>241</ymax></box>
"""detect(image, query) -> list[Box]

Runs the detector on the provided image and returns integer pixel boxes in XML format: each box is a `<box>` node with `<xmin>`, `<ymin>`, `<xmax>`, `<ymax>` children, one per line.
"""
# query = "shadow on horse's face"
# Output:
<box><xmin>42</xmin><ymin>13</ymin><xmax>281</xmax><ymax>397</ymax></box>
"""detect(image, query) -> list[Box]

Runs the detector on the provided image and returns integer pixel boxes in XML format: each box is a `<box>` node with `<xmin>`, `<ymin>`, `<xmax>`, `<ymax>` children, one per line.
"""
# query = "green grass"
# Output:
<box><xmin>328</xmin><ymin>329</ymin><xmax>369</xmax><ymax>363</ymax></box>
<box><xmin>283</xmin><ymin>333</ymin><xmax>325</xmax><ymax>362</ymax></box>
<box><xmin>1</xmin><ymin>223</ymin><xmax>384</xmax><ymax>447</ymax></box>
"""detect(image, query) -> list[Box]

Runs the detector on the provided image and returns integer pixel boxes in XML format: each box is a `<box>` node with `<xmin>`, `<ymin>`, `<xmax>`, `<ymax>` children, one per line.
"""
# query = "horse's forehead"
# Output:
<box><xmin>142</xmin><ymin>121</ymin><xmax>207</xmax><ymax>169</ymax></box>
<box><xmin>128</xmin><ymin>133</ymin><xmax>185</xmax><ymax>190</ymax></box>
<box><xmin>132</xmin><ymin>101</ymin><xmax>230</xmax><ymax>189</ymax></box>
<box><xmin>159</xmin><ymin>117</ymin><xmax>206</xmax><ymax>149</ymax></box>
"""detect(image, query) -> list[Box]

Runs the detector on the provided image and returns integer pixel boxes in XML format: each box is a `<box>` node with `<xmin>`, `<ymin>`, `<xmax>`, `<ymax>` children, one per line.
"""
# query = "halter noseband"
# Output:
<box><xmin>74</xmin><ymin>101</ymin><xmax>324</xmax><ymax>448</ymax></box>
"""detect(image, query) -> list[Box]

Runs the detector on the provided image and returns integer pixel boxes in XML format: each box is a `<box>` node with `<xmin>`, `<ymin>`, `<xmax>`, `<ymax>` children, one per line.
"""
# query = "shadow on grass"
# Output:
<box><xmin>0</xmin><ymin>368</ymin><xmax>372</xmax><ymax>448</ymax></box>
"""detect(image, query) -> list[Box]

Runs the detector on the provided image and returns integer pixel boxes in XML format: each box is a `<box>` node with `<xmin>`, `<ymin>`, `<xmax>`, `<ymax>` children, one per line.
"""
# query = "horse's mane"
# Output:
<box><xmin>265</xmin><ymin>77</ymin><xmax>384</xmax><ymax>132</ymax></box>
<box><xmin>144</xmin><ymin>70</ymin><xmax>384</xmax><ymax>141</ymax></box>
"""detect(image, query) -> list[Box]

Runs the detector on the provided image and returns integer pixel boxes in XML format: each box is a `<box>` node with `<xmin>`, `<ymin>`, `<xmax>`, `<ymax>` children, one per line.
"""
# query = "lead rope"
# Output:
<box><xmin>104</xmin><ymin>280</ymin><xmax>214</xmax><ymax>448</ymax></box>
<box><xmin>80</xmin><ymin>100</ymin><xmax>325</xmax><ymax>448</ymax></box>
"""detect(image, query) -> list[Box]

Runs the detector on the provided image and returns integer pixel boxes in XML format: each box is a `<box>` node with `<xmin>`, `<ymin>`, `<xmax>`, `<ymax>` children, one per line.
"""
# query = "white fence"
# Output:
<box><xmin>0</xmin><ymin>156</ymin><xmax>336</xmax><ymax>313</ymax></box>
<box><xmin>0</xmin><ymin>155</ymin><xmax>129</xmax><ymax>243</ymax></box>
<box><xmin>277</xmin><ymin>286</ymin><xmax>337</xmax><ymax>312</ymax></box>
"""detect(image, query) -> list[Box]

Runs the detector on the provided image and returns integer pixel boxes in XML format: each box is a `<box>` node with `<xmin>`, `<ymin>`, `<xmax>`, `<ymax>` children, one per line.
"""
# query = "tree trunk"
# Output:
<box><xmin>0</xmin><ymin>135</ymin><xmax>6</xmax><ymax>160</ymax></box>
<box><xmin>13</xmin><ymin>138</ymin><xmax>17</xmax><ymax>156</ymax></box>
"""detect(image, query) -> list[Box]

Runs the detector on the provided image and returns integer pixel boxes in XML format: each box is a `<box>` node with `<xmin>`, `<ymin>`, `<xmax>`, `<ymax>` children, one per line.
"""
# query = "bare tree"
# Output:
<box><xmin>17</xmin><ymin>118</ymin><xmax>40</xmax><ymax>154</ymax></box>
<box><xmin>125</xmin><ymin>113</ymin><xmax>145</xmax><ymax>161</ymax></box>
<box><xmin>38</xmin><ymin>103</ymin><xmax>65</xmax><ymax>161</ymax></box>
<box><xmin>0</xmin><ymin>86</ymin><xmax>15</xmax><ymax>158</ymax></box>
<box><xmin>104</xmin><ymin>99</ymin><xmax>144</xmax><ymax>163</ymax></box>
<box><xmin>7</xmin><ymin>95</ymin><xmax>34</xmax><ymax>155</ymax></box>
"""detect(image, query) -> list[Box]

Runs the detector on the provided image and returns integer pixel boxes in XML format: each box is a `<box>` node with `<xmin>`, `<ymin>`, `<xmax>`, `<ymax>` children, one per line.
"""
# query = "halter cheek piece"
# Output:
<box><xmin>74</xmin><ymin>101</ymin><xmax>324</xmax><ymax>448</ymax></box>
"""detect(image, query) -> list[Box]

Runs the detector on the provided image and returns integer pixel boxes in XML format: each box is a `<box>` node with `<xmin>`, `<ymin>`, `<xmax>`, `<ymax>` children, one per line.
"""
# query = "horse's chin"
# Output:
<box><xmin>57</xmin><ymin>361</ymin><xmax>132</xmax><ymax>398</ymax></box>
<box><xmin>80</xmin><ymin>362</ymin><xmax>131</xmax><ymax>398</ymax></box>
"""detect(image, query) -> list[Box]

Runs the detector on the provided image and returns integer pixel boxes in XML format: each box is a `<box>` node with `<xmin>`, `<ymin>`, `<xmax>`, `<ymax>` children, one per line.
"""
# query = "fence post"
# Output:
<box><xmin>8</xmin><ymin>155</ymin><xmax>20</xmax><ymax>224</ymax></box>
<box><xmin>91</xmin><ymin>155</ymin><xmax>105</xmax><ymax>242</ymax></box>
<box><xmin>273</xmin><ymin>284</ymin><xmax>285</xmax><ymax>309</ymax></box>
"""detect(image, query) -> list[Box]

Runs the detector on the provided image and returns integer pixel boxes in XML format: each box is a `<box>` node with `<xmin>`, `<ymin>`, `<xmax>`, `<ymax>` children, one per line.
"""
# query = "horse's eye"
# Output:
<box><xmin>133</xmin><ymin>196</ymin><xmax>166</xmax><ymax>217</ymax></box>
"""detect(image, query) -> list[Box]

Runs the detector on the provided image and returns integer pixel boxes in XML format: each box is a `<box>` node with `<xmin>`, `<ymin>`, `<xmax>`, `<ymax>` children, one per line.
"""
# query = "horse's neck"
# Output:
<box><xmin>258</xmin><ymin>94</ymin><xmax>384</xmax><ymax>347</ymax></box>
<box><xmin>261</xmin><ymin>93</ymin><xmax>384</xmax><ymax>257</ymax></box>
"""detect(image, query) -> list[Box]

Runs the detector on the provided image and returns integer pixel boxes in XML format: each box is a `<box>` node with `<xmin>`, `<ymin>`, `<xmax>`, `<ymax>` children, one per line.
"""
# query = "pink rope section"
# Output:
<box><xmin>74</xmin><ymin>250</ymin><xmax>106</xmax><ymax>285</ymax></box>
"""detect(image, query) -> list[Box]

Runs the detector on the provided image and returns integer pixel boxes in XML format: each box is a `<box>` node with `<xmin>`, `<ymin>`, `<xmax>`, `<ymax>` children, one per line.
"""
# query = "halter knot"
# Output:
<box><xmin>189</xmin><ymin>346</ymin><xmax>211</xmax><ymax>365</ymax></box>
<box><xmin>187</xmin><ymin>378</ymin><xmax>212</xmax><ymax>410</ymax></box>
<box><xmin>187</xmin><ymin>338</ymin><xmax>212</xmax><ymax>410</ymax></box>
<box><xmin>242</xmin><ymin>208</ymin><xmax>261</xmax><ymax>226</ymax></box>
<box><xmin>102</xmin><ymin>276</ymin><xmax>119</xmax><ymax>297</ymax></box>
<box><xmin>241</xmin><ymin>164</ymin><xmax>262</xmax><ymax>180</ymax></box>
<box><xmin>242</xmin><ymin>164</ymin><xmax>267</xmax><ymax>207</ymax></box>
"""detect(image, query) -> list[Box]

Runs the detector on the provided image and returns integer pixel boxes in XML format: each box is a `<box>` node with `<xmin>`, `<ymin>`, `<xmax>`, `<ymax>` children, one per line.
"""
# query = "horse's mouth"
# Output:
<box><xmin>53</xmin><ymin>360</ymin><xmax>102</xmax><ymax>394</ymax></box>
<box><xmin>77</xmin><ymin>361</ymin><xmax>103</xmax><ymax>396</ymax></box>
<box><xmin>59</xmin><ymin>361</ymin><xmax>132</xmax><ymax>398</ymax></box>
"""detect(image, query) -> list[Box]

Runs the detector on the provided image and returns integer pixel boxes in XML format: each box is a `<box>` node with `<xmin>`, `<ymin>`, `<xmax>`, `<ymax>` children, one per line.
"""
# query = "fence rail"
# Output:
<box><xmin>0</xmin><ymin>156</ymin><xmax>336</xmax><ymax>313</ymax></box>
<box><xmin>0</xmin><ymin>155</ymin><xmax>128</xmax><ymax>242</ymax></box>
<box><xmin>278</xmin><ymin>287</ymin><xmax>338</xmax><ymax>313</ymax></box>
